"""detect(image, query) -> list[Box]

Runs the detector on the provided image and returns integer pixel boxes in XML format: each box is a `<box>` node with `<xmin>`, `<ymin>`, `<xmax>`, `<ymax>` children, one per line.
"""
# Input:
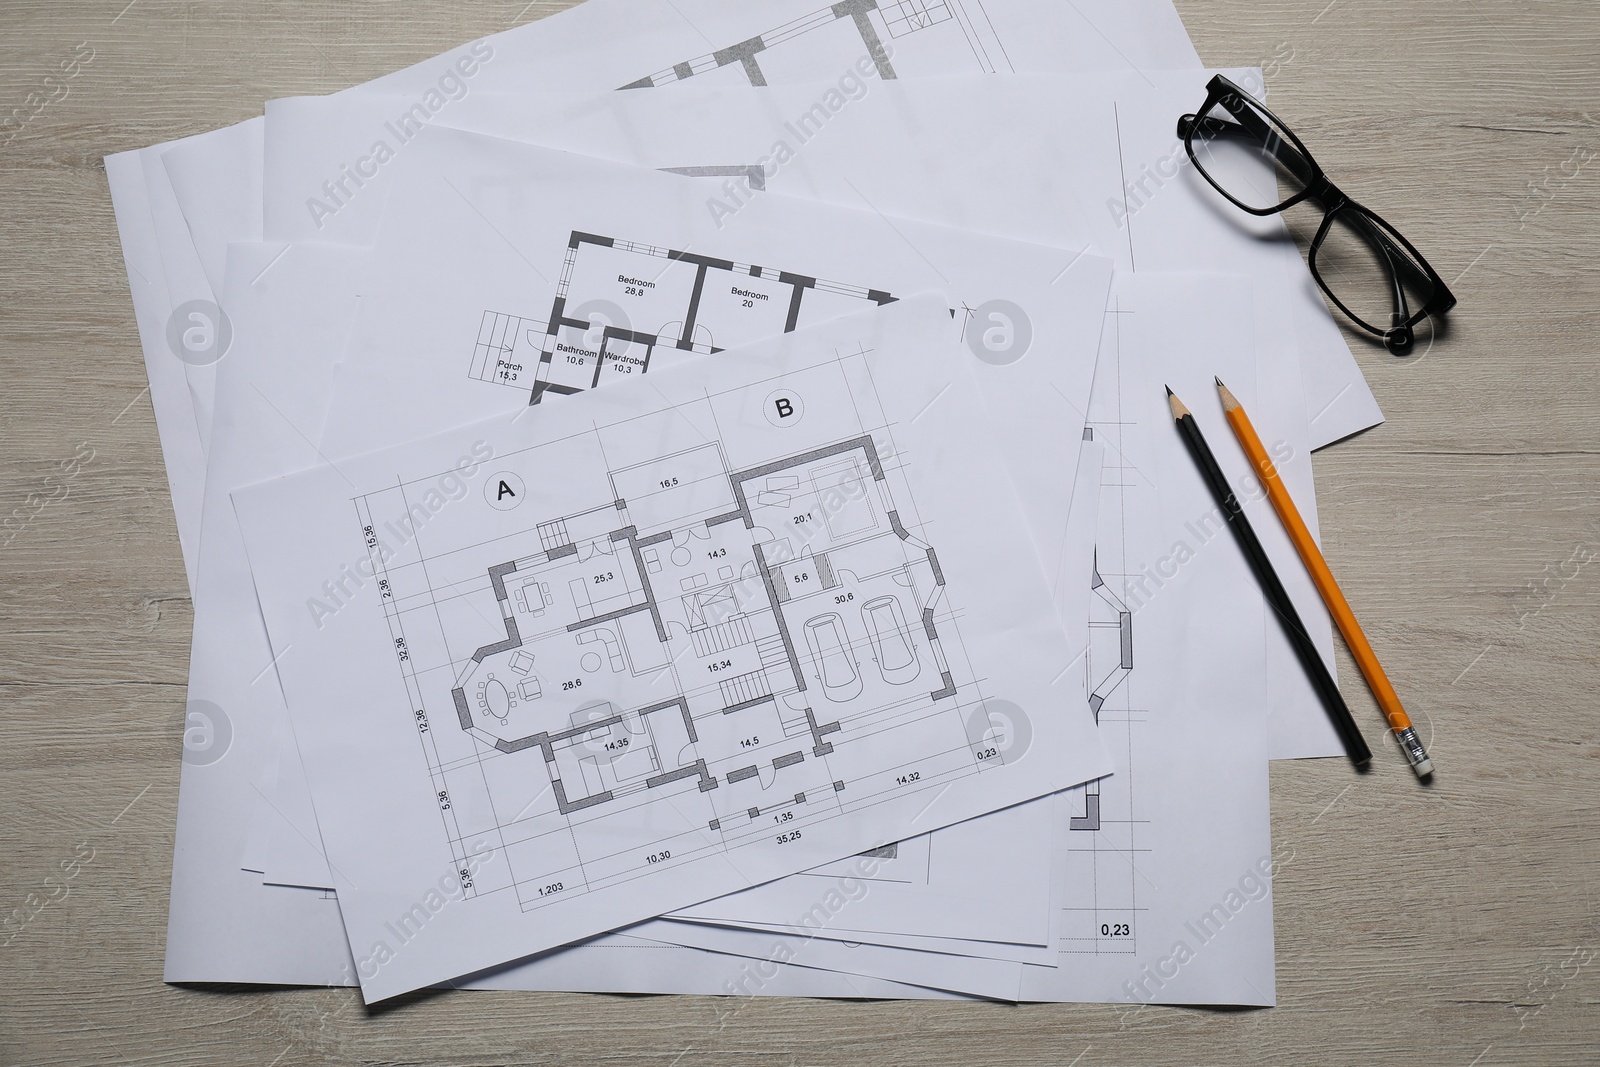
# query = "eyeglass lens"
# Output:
<box><xmin>1311</xmin><ymin>207</ymin><xmax>1438</xmax><ymax>333</ymax></box>
<box><xmin>1188</xmin><ymin>93</ymin><xmax>1315</xmax><ymax>212</ymax></box>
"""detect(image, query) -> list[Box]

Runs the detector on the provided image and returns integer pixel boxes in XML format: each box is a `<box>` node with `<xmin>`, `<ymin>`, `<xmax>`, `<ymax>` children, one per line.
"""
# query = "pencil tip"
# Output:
<box><xmin>1164</xmin><ymin>385</ymin><xmax>1173</xmax><ymax>397</ymax></box>
<box><xmin>1215</xmin><ymin>378</ymin><xmax>1241</xmax><ymax>411</ymax></box>
<box><xmin>1214</xmin><ymin>376</ymin><xmax>1224</xmax><ymax>387</ymax></box>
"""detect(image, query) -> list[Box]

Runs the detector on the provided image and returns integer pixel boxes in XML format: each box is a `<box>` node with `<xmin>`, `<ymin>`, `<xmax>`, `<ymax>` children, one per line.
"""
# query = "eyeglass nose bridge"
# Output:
<box><xmin>1303</xmin><ymin>174</ymin><xmax>1346</xmax><ymax>211</ymax></box>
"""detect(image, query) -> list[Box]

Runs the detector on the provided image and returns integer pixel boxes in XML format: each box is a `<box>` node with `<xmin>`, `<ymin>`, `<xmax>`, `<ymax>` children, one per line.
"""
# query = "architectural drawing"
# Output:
<box><xmin>469</xmin><ymin>231</ymin><xmax>895</xmax><ymax>405</ymax></box>
<box><xmin>354</xmin><ymin>368</ymin><xmax>1010</xmax><ymax>913</ymax></box>
<box><xmin>1061</xmin><ymin>348</ymin><xmax>1145</xmax><ymax>956</ymax></box>
<box><xmin>620</xmin><ymin>0</ymin><xmax>1014</xmax><ymax>89</ymax></box>
<box><xmin>1066</xmin><ymin>550</ymin><xmax>1134</xmax><ymax>835</ymax></box>
<box><xmin>1087</xmin><ymin>548</ymin><xmax>1134</xmax><ymax>720</ymax></box>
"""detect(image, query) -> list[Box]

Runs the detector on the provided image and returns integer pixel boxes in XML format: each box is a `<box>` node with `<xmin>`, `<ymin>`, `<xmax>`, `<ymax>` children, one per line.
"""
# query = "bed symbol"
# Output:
<box><xmin>861</xmin><ymin>595</ymin><xmax>920</xmax><ymax>684</ymax></box>
<box><xmin>803</xmin><ymin>612</ymin><xmax>862</xmax><ymax>702</ymax></box>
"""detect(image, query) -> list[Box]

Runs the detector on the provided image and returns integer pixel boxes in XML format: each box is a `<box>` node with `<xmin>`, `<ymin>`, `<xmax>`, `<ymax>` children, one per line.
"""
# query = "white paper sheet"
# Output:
<box><xmin>140</xmin><ymin>145</ymin><xmax>224</xmax><ymax>456</ymax></box>
<box><xmin>233</xmin><ymin>295</ymin><xmax>1113</xmax><ymax>1001</ymax></box>
<box><xmin>239</xmin><ymin>718</ymin><xmax>335</xmax><ymax>890</ymax></box>
<box><xmin>670</xmin><ymin>784</ymin><xmax>1073</xmax><ymax>966</ymax></box>
<box><xmin>671</xmin><ymin>796</ymin><xmax>1058</xmax><ymax>947</ymax></box>
<box><xmin>104</xmin><ymin>152</ymin><xmax>209</xmax><ymax>592</ymax></box>
<box><xmin>1018</xmin><ymin>272</ymin><xmax>1277</xmax><ymax>1005</ymax></box>
<box><xmin>161</xmin><ymin>118</ymin><xmax>265</xmax><ymax>297</ymax></box>
<box><xmin>161</xmin><ymin>241</ymin><xmax>367</xmax><ymax>984</ymax></box>
<box><xmin>462</xmin><ymin>929</ymin><xmax>951</xmax><ymax>998</ymax></box>
<box><xmin>649</xmin><ymin>915</ymin><xmax>1033</xmax><ymax>1000</ymax></box>
<box><xmin>107</xmin><ymin>124</ymin><xmax>265</xmax><ymax>593</ymax></box>
<box><xmin>257</xmin><ymin>0</ymin><xmax>1202</xmax><ymax>243</ymax></box>
<box><xmin>251</xmin><ymin>360</ymin><xmax>1086</xmax><ymax>969</ymax></box>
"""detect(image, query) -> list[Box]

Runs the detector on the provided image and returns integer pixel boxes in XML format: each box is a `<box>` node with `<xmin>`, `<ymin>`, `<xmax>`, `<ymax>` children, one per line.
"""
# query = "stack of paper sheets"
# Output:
<box><xmin>109</xmin><ymin>0</ymin><xmax>1383</xmax><ymax>1006</ymax></box>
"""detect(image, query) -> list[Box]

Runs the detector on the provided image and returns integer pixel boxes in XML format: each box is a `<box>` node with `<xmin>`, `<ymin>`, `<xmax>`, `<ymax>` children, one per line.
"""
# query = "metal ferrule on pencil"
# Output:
<box><xmin>1395</xmin><ymin>726</ymin><xmax>1433</xmax><ymax>777</ymax></box>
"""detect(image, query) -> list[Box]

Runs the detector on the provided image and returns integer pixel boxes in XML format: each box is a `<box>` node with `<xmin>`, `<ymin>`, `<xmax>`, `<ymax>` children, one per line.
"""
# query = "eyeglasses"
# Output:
<box><xmin>1178</xmin><ymin>75</ymin><xmax>1455</xmax><ymax>355</ymax></box>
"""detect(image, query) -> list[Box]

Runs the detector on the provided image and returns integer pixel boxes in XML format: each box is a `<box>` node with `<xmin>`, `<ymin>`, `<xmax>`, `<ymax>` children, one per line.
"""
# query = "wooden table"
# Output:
<box><xmin>1</xmin><ymin>1</ymin><xmax>1595</xmax><ymax>1063</ymax></box>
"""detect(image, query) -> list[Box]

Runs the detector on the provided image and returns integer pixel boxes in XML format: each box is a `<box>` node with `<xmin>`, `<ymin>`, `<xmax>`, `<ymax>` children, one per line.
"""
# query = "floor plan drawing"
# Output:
<box><xmin>236</xmin><ymin>293</ymin><xmax>1119</xmax><ymax>999</ymax></box>
<box><xmin>619</xmin><ymin>0</ymin><xmax>1014</xmax><ymax>89</ymax></box>
<box><xmin>468</xmin><ymin>231</ymin><xmax>895</xmax><ymax>405</ymax></box>
<box><xmin>352</xmin><ymin>357</ymin><xmax>1014</xmax><ymax>915</ymax></box>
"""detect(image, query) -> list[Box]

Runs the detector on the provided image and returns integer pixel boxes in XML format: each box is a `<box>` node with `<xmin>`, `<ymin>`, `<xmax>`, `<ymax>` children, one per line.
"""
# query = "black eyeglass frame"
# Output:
<box><xmin>1178</xmin><ymin>75</ymin><xmax>1456</xmax><ymax>355</ymax></box>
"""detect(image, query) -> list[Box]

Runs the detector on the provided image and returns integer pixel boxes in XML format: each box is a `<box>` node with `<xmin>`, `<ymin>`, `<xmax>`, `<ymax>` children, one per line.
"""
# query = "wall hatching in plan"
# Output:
<box><xmin>467</xmin><ymin>231</ymin><xmax>894</xmax><ymax>405</ymax></box>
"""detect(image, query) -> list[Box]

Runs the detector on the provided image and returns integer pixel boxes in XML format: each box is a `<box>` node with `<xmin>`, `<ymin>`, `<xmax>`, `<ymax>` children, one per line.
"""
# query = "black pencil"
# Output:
<box><xmin>1166</xmin><ymin>386</ymin><xmax>1372</xmax><ymax>768</ymax></box>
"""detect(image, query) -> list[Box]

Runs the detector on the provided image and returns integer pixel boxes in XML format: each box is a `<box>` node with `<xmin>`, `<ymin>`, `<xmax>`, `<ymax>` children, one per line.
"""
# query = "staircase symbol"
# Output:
<box><xmin>718</xmin><ymin>669</ymin><xmax>771</xmax><ymax>708</ymax></box>
<box><xmin>755</xmin><ymin>633</ymin><xmax>788</xmax><ymax>669</ymax></box>
<box><xmin>691</xmin><ymin>615</ymin><xmax>754</xmax><ymax>656</ymax></box>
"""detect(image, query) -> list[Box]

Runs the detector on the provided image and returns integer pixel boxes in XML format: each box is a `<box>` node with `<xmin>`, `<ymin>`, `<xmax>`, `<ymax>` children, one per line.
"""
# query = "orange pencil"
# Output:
<box><xmin>1215</xmin><ymin>378</ymin><xmax>1433</xmax><ymax>779</ymax></box>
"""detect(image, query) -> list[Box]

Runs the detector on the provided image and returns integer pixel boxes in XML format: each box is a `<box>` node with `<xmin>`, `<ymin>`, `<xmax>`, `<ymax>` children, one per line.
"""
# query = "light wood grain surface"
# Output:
<box><xmin>1</xmin><ymin>1</ymin><xmax>1596</xmax><ymax>1064</ymax></box>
